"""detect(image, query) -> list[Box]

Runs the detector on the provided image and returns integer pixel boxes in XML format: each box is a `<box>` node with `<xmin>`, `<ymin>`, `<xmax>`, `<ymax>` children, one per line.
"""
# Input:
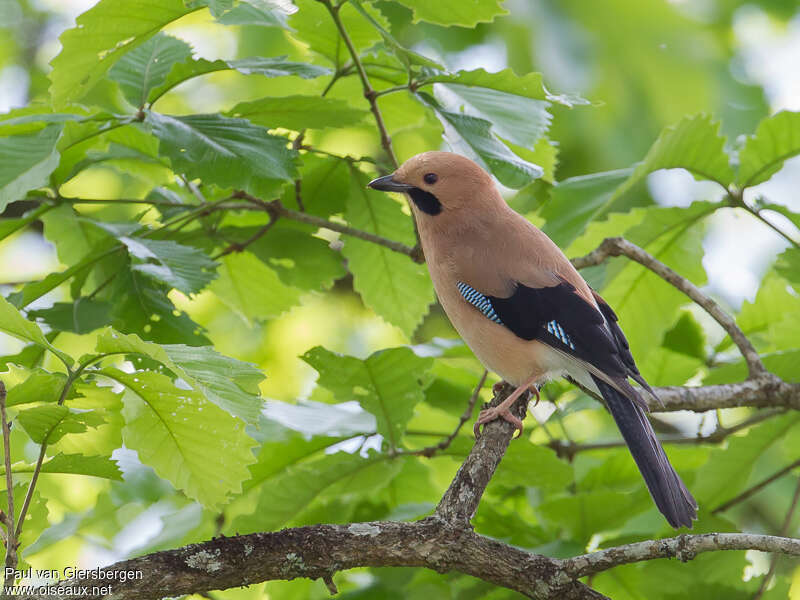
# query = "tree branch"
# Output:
<box><xmin>562</xmin><ymin>533</ymin><xmax>800</xmax><ymax>579</ymax></box>
<box><xmin>652</xmin><ymin>378</ymin><xmax>800</xmax><ymax>412</ymax></box>
<box><xmin>570</xmin><ymin>236</ymin><xmax>767</xmax><ymax>378</ymax></box>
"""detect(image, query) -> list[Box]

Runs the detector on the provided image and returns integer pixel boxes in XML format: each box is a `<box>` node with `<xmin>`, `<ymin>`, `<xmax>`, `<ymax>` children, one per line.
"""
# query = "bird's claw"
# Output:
<box><xmin>473</xmin><ymin>406</ymin><xmax>524</xmax><ymax>439</ymax></box>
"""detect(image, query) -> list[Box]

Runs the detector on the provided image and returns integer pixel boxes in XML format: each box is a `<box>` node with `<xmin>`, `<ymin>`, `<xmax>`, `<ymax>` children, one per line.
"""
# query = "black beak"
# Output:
<box><xmin>368</xmin><ymin>174</ymin><xmax>415</xmax><ymax>193</ymax></box>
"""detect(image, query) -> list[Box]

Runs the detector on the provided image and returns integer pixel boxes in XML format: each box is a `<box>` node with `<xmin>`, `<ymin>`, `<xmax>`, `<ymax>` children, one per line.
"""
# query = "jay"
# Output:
<box><xmin>369</xmin><ymin>151</ymin><xmax>697</xmax><ymax>529</ymax></box>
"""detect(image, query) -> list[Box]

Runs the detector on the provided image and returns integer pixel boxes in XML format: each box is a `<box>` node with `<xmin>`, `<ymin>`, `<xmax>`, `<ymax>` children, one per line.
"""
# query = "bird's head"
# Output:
<box><xmin>368</xmin><ymin>151</ymin><xmax>499</xmax><ymax>219</ymax></box>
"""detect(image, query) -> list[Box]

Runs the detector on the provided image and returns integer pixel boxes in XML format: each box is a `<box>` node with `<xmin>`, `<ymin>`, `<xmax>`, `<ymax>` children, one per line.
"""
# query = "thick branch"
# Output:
<box><xmin>563</xmin><ymin>533</ymin><xmax>800</xmax><ymax>578</ymax></box>
<box><xmin>652</xmin><ymin>378</ymin><xmax>800</xmax><ymax>412</ymax></box>
<box><xmin>570</xmin><ymin>236</ymin><xmax>767</xmax><ymax>378</ymax></box>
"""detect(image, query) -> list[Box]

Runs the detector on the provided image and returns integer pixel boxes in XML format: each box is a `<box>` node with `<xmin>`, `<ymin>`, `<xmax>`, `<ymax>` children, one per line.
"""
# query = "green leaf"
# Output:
<box><xmin>96</xmin><ymin>328</ymin><xmax>266</xmax><ymax>423</ymax></box>
<box><xmin>49</xmin><ymin>0</ymin><xmax>195</xmax><ymax>107</ymax></box>
<box><xmin>246</xmin><ymin>222</ymin><xmax>346</xmax><ymax>291</ymax></box>
<box><xmin>148</xmin><ymin>56</ymin><xmax>331</xmax><ymax>104</ymax></box>
<box><xmin>302</xmin><ymin>346</ymin><xmax>433</xmax><ymax>448</ymax></box>
<box><xmin>393</xmin><ymin>0</ymin><xmax>508</xmax><ymax>27</ymax></box>
<box><xmin>598</xmin><ymin>202</ymin><xmax>716</xmax><ymax>360</ymax></box>
<box><xmin>161</xmin><ymin>344</ymin><xmax>266</xmax><ymax>423</ymax></box>
<box><xmin>227</xmin><ymin>95</ymin><xmax>367</xmax><ymax>131</ymax></box>
<box><xmin>0</xmin><ymin>295</ymin><xmax>72</xmax><ymax>366</ymax></box>
<box><xmin>109</xmin><ymin>32</ymin><xmax>192</xmax><ymax>107</ymax></box>
<box><xmin>419</xmin><ymin>92</ymin><xmax>543</xmax><ymax>189</ymax></box>
<box><xmin>775</xmin><ymin>247</ymin><xmax>800</xmax><ymax>294</ymax></box>
<box><xmin>108</xmin><ymin>267</ymin><xmax>208</xmax><ymax>345</ymax></box>
<box><xmin>423</xmin><ymin>68</ymin><xmax>587</xmax><ymax>107</ymax></box>
<box><xmin>540</xmin><ymin>169</ymin><xmax>633</xmax><ymax>247</ymax></box>
<box><xmin>6</xmin><ymin>368</ymin><xmax>67</xmax><ymax>407</ymax></box>
<box><xmin>433</xmin><ymin>82</ymin><xmax>551</xmax><ymax>149</ymax></box>
<box><xmin>210</xmin><ymin>252</ymin><xmax>302</xmax><ymax>323</ymax></box>
<box><xmin>289</xmin><ymin>0</ymin><xmax>388</xmax><ymax>64</ymax></box>
<box><xmin>263</xmin><ymin>399</ymin><xmax>375</xmax><ymax>438</ymax></box>
<box><xmin>29</xmin><ymin>300</ymin><xmax>113</xmax><ymax>335</ymax></box>
<box><xmin>341</xmin><ymin>172</ymin><xmax>434</xmax><ymax>335</ymax></box>
<box><xmin>693</xmin><ymin>413</ymin><xmax>800</xmax><ymax>507</ymax></box>
<box><xmin>611</xmin><ymin>114</ymin><xmax>734</xmax><ymax>202</ymax></box>
<box><xmin>234</xmin><ymin>450</ymin><xmax>387</xmax><ymax>532</ymax></box>
<box><xmin>538</xmin><ymin>490</ymin><xmax>648</xmax><ymax>543</ymax></box>
<box><xmin>38</xmin><ymin>453</ymin><xmax>122</xmax><ymax>481</ymax></box>
<box><xmin>144</xmin><ymin>112</ymin><xmax>297</xmax><ymax>194</ymax></box>
<box><xmin>738</xmin><ymin>110</ymin><xmax>800</xmax><ymax>187</ymax></box>
<box><xmin>489</xmin><ymin>441</ymin><xmax>572</xmax><ymax>492</ymax></box>
<box><xmin>215</xmin><ymin>1</ymin><xmax>291</xmax><ymax>28</ymax></box>
<box><xmin>662</xmin><ymin>311</ymin><xmax>706</xmax><ymax>360</ymax></box>
<box><xmin>119</xmin><ymin>236</ymin><xmax>218</xmax><ymax>295</ymax></box>
<box><xmin>108</xmin><ymin>367</ymin><xmax>256</xmax><ymax>508</ymax></box>
<box><xmin>704</xmin><ymin>350</ymin><xmax>800</xmax><ymax>385</ymax></box>
<box><xmin>0</xmin><ymin>124</ymin><xmax>62</xmax><ymax>211</ymax></box>
<box><xmin>280</xmin><ymin>154</ymin><xmax>349</xmax><ymax>217</ymax></box>
<box><xmin>16</xmin><ymin>405</ymin><xmax>104</xmax><ymax>444</ymax></box>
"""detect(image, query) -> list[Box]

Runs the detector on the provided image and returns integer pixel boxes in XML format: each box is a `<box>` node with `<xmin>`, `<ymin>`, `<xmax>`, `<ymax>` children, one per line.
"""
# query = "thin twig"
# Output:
<box><xmin>712</xmin><ymin>458</ymin><xmax>800</xmax><ymax>515</ymax></box>
<box><xmin>319</xmin><ymin>0</ymin><xmax>397</xmax><ymax>169</ymax></box>
<box><xmin>393</xmin><ymin>370</ymin><xmax>488</xmax><ymax>458</ymax></box>
<box><xmin>570</xmin><ymin>236</ymin><xmax>767</xmax><ymax>378</ymax></box>
<box><xmin>0</xmin><ymin>381</ymin><xmax>16</xmax><ymax>588</ymax></box>
<box><xmin>548</xmin><ymin>409</ymin><xmax>786</xmax><ymax>459</ymax></box>
<box><xmin>752</xmin><ymin>476</ymin><xmax>800</xmax><ymax>600</ymax></box>
<box><xmin>231</xmin><ymin>192</ymin><xmax>423</xmax><ymax>263</ymax></box>
<box><xmin>211</xmin><ymin>216</ymin><xmax>278</xmax><ymax>260</ymax></box>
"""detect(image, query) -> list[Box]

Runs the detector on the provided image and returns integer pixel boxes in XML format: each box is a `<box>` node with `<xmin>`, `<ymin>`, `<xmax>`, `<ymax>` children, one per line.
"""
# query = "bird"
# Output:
<box><xmin>368</xmin><ymin>151</ymin><xmax>697</xmax><ymax>529</ymax></box>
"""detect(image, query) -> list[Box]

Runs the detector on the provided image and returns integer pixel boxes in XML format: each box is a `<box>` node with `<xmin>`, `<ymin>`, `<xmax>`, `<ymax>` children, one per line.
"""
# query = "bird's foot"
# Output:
<box><xmin>473</xmin><ymin>406</ymin><xmax>524</xmax><ymax>439</ymax></box>
<box><xmin>530</xmin><ymin>385</ymin><xmax>541</xmax><ymax>407</ymax></box>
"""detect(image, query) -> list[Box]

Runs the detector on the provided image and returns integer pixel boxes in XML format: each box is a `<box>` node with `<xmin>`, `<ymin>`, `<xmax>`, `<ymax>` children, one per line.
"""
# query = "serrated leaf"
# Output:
<box><xmin>246</xmin><ymin>221</ymin><xmax>346</xmax><ymax>291</ymax></box>
<box><xmin>289</xmin><ymin>0</ymin><xmax>387</xmax><ymax>64</ymax></box>
<box><xmin>612</xmin><ymin>114</ymin><xmax>734</xmax><ymax>202</ymax></box>
<box><xmin>0</xmin><ymin>295</ymin><xmax>72</xmax><ymax>366</ymax></box>
<box><xmin>538</xmin><ymin>490</ymin><xmax>648</xmax><ymax>542</ymax></box>
<box><xmin>234</xmin><ymin>450</ymin><xmax>387</xmax><ymax>533</ymax></box>
<box><xmin>210</xmin><ymin>251</ymin><xmax>302</xmax><ymax>323</ymax></box>
<box><xmin>280</xmin><ymin>153</ymin><xmax>348</xmax><ymax>216</ymax></box>
<box><xmin>738</xmin><ymin>110</ymin><xmax>800</xmax><ymax>187</ymax></box>
<box><xmin>693</xmin><ymin>413</ymin><xmax>800</xmax><ymax>507</ymax></box>
<box><xmin>119</xmin><ymin>236</ymin><xmax>218</xmax><ymax>295</ymax></box>
<box><xmin>419</xmin><ymin>92</ymin><xmax>542</xmax><ymax>189</ymax></box>
<box><xmin>148</xmin><ymin>56</ymin><xmax>331</xmax><ymax>104</ymax></box>
<box><xmin>422</xmin><ymin>68</ymin><xmax>587</xmax><ymax>107</ymax></box>
<box><xmin>6</xmin><ymin>368</ymin><xmax>67</xmax><ymax>407</ymax></box>
<box><xmin>775</xmin><ymin>247</ymin><xmax>800</xmax><ymax>294</ymax></box>
<box><xmin>109</xmin><ymin>32</ymin><xmax>192</xmax><ymax>107</ymax></box>
<box><xmin>216</xmin><ymin>1</ymin><xmax>291</xmax><ymax>28</ymax></box>
<box><xmin>227</xmin><ymin>95</ymin><xmax>367</xmax><ymax>131</ymax></box>
<box><xmin>38</xmin><ymin>453</ymin><xmax>122</xmax><ymax>480</ymax></box>
<box><xmin>342</xmin><ymin>172</ymin><xmax>434</xmax><ymax>335</ymax></box>
<box><xmin>16</xmin><ymin>405</ymin><xmax>104</xmax><ymax>444</ymax></box>
<box><xmin>540</xmin><ymin>169</ymin><xmax>633</xmax><ymax>247</ymax></box>
<box><xmin>108</xmin><ymin>367</ymin><xmax>256</xmax><ymax>508</ymax></box>
<box><xmin>0</xmin><ymin>124</ymin><xmax>61</xmax><ymax>211</ymax></box>
<box><xmin>108</xmin><ymin>267</ymin><xmax>208</xmax><ymax>345</ymax></box>
<box><xmin>29</xmin><ymin>300</ymin><xmax>113</xmax><ymax>335</ymax></box>
<box><xmin>302</xmin><ymin>346</ymin><xmax>433</xmax><ymax>448</ymax></box>
<box><xmin>96</xmin><ymin>328</ymin><xmax>266</xmax><ymax>423</ymax></box>
<box><xmin>489</xmin><ymin>441</ymin><xmax>572</xmax><ymax>492</ymax></box>
<box><xmin>433</xmin><ymin>82</ymin><xmax>551</xmax><ymax>149</ymax></box>
<box><xmin>263</xmin><ymin>399</ymin><xmax>376</xmax><ymax>437</ymax></box>
<box><xmin>49</xmin><ymin>0</ymin><xmax>194</xmax><ymax>107</ymax></box>
<box><xmin>393</xmin><ymin>0</ymin><xmax>507</xmax><ymax>27</ymax></box>
<box><xmin>144</xmin><ymin>112</ymin><xmax>297</xmax><ymax>194</ymax></box>
<box><xmin>598</xmin><ymin>202</ymin><xmax>717</xmax><ymax>361</ymax></box>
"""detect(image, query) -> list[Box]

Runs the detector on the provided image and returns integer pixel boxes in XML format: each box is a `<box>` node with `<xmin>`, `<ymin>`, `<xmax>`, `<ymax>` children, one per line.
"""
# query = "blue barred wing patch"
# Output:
<box><xmin>546</xmin><ymin>320</ymin><xmax>575</xmax><ymax>350</ymax></box>
<box><xmin>457</xmin><ymin>282</ymin><xmax>503</xmax><ymax>325</ymax></box>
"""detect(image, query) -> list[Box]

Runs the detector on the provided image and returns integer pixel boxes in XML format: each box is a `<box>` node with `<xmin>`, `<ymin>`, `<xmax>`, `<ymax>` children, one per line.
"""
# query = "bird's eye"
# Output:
<box><xmin>423</xmin><ymin>173</ymin><xmax>438</xmax><ymax>185</ymax></box>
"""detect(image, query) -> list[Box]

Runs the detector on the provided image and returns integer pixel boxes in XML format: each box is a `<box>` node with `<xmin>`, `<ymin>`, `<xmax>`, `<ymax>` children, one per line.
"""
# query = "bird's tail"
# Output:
<box><xmin>591</xmin><ymin>375</ymin><xmax>697</xmax><ymax>528</ymax></box>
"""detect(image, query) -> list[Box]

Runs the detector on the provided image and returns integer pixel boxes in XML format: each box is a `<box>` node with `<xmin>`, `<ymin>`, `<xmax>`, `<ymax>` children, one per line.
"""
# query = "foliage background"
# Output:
<box><xmin>0</xmin><ymin>0</ymin><xmax>799</xmax><ymax>598</ymax></box>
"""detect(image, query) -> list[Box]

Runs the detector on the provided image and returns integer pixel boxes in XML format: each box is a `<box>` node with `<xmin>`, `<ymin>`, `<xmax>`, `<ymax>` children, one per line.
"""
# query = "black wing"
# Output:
<box><xmin>477</xmin><ymin>279</ymin><xmax>632</xmax><ymax>382</ymax></box>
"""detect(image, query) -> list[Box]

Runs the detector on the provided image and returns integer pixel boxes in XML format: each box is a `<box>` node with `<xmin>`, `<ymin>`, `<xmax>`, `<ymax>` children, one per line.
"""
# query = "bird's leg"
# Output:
<box><xmin>474</xmin><ymin>376</ymin><xmax>540</xmax><ymax>439</ymax></box>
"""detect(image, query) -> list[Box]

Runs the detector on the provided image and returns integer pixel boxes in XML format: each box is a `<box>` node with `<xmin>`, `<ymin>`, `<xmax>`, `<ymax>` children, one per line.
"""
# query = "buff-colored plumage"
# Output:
<box><xmin>368</xmin><ymin>151</ymin><xmax>698</xmax><ymax>529</ymax></box>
